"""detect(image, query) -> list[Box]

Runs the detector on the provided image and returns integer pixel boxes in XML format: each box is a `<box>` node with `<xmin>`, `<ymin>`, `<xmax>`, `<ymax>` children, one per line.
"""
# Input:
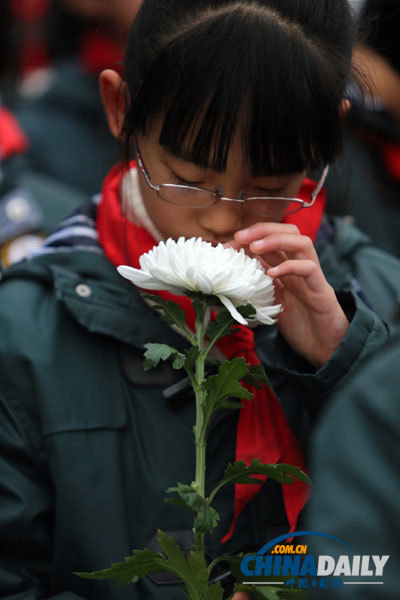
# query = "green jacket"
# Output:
<box><xmin>0</xmin><ymin>205</ymin><xmax>398</xmax><ymax>599</ymax></box>
<box><xmin>308</xmin><ymin>334</ymin><xmax>400</xmax><ymax>598</ymax></box>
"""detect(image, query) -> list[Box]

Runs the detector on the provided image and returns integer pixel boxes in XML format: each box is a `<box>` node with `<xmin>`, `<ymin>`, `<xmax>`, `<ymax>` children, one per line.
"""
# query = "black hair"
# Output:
<box><xmin>360</xmin><ymin>0</ymin><xmax>400</xmax><ymax>75</ymax></box>
<box><xmin>123</xmin><ymin>0</ymin><xmax>357</xmax><ymax>176</ymax></box>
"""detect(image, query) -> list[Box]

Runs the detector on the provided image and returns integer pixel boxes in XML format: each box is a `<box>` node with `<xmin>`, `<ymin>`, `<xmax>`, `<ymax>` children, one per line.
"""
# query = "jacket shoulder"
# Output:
<box><xmin>318</xmin><ymin>217</ymin><xmax>400</xmax><ymax>324</ymax></box>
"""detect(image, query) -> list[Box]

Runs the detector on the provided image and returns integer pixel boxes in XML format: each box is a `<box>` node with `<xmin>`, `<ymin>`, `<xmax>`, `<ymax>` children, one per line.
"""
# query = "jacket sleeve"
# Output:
<box><xmin>0</xmin><ymin>390</ymin><xmax>86</xmax><ymax>600</ymax></box>
<box><xmin>267</xmin><ymin>290</ymin><xmax>392</xmax><ymax>421</ymax></box>
<box><xmin>308</xmin><ymin>337</ymin><xmax>400</xmax><ymax>599</ymax></box>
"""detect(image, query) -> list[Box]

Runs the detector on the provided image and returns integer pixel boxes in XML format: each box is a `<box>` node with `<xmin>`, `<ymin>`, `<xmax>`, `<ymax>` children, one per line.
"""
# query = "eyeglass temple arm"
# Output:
<box><xmin>303</xmin><ymin>165</ymin><xmax>330</xmax><ymax>207</ymax></box>
<box><xmin>136</xmin><ymin>150</ymin><xmax>161</xmax><ymax>191</ymax></box>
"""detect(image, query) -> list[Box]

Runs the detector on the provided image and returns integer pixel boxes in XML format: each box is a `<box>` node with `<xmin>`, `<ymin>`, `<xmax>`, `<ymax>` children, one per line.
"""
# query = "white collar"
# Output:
<box><xmin>121</xmin><ymin>167</ymin><xmax>163</xmax><ymax>242</ymax></box>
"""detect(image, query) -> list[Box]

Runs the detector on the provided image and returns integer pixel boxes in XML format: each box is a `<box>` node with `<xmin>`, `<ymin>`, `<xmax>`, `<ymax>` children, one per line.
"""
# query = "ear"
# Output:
<box><xmin>99</xmin><ymin>69</ymin><xmax>127</xmax><ymax>140</ymax></box>
<box><xmin>339</xmin><ymin>99</ymin><xmax>351</xmax><ymax>118</ymax></box>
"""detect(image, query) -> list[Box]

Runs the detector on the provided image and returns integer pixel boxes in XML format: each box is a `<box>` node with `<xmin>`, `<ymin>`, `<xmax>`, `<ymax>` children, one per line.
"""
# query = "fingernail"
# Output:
<box><xmin>235</xmin><ymin>228</ymin><xmax>249</xmax><ymax>239</ymax></box>
<box><xmin>252</xmin><ymin>239</ymin><xmax>264</xmax><ymax>248</ymax></box>
<box><xmin>268</xmin><ymin>266</ymin><xmax>279</xmax><ymax>275</ymax></box>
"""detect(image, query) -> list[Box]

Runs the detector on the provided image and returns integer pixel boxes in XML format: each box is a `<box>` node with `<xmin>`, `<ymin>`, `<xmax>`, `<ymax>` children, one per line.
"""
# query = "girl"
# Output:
<box><xmin>0</xmin><ymin>1</ymin><xmax>399</xmax><ymax>599</ymax></box>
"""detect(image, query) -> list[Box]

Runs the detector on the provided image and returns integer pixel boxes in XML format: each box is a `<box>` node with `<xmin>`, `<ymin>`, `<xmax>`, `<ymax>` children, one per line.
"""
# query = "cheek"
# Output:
<box><xmin>143</xmin><ymin>196</ymin><xmax>193</xmax><ymax>239</ymax></box>
<box><xmin>290</xmin><ymin>173</ymin><xmax>307</xmax><ymax>196</ymax></box>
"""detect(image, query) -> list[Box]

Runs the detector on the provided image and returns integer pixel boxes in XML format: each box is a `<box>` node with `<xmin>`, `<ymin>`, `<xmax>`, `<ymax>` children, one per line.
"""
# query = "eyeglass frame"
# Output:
<box><xmin>135</xmin><ymin>141</ymin><xmax>329</xmax><ymax>216</ymax></box>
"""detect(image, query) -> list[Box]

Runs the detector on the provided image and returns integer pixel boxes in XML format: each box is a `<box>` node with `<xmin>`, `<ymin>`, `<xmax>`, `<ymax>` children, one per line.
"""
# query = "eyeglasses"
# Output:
<box><xmin>136</xmin><ymin>144</ymin><xmax>329</xmax><ymax>219</ymax></box>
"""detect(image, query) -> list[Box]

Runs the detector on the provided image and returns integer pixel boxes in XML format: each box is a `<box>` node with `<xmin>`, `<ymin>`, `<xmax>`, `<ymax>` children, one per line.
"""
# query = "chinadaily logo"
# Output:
<box><xmin>239</xmin><ymin>531</ymin><xmax>390</xmax><ymax>593</ymax></box>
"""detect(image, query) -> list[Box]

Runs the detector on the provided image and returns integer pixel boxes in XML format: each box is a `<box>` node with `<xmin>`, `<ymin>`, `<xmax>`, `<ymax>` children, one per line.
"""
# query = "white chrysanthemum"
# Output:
<box><xmin>117</xmin><ymin>237</ymin><xmax>282</xmax><ymax>325</ymax></box>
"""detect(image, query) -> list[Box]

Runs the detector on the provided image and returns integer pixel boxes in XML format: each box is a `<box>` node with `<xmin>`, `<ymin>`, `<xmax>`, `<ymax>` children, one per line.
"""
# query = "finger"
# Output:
<box><xmin>224</xmin><ymin>236</ymin><xmax>287</xmax><ymax>270</ymax></box>
<box><xmin>224</xmin><ymin>238</ymin><xmax>286</xmax><ymax>270</ymax></box>
<box><xmin>253</xmin><ymin>249</ymin><xmax>288</xmax><ymax>269</ymax></box>
<box><xmin>235</xmin><ymin>222</ymin><xmax>301</xmax><ymax>244</ymax></box>
<box><xmin>268</xmin><ymin>259</ymin><xmax>325</xmax><ymax>293</ymax></box>
<box><xmin>231</xmin><ymin>593</ymin><xmax>250</xmax><ymax>600</ymax></box>
<box><xmin>248</xmin><ymin>233</ymin><xmax>318</xmax><ymax>261</ymax></box>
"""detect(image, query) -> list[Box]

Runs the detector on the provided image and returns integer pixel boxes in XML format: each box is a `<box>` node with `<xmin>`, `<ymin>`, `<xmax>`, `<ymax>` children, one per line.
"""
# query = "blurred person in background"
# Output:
<box><xmin>13</xmin><ymin>0</ymin><xmax>142</xmax><ymax>196</ymax></box>
<box><xmin>12</xmin><ymin>0</ymin><xmax>50</xmax><ymax>77</ymax></box>
<box><xmin>0</xmin><ymin>0</ymin><xmax>45</xmax><ymax>269</ymax></box>
<box><xmin>325</xmin><ymin>0</ymin><xmax>400</xmax><ymax>258</ymax></box>
<box><xmin>308</xmin><ymin>329</ymin><xmax>400</xmax><ymax>599</ymax></box>
<box><xmin>0</xmin><ymin>0</ymin><xmax>88</xmax><ymax>270</ymax></box>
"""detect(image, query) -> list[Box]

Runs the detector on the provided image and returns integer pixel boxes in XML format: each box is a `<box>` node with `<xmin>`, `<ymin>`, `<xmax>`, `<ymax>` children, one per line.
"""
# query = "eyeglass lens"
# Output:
<box><xmin>157</xmin><ymin>185</ymin><xmax>303</xmax><ymax>217</ymax></box>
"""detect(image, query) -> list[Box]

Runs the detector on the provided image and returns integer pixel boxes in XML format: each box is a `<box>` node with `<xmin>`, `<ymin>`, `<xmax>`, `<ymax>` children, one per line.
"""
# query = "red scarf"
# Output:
<box><xmin>97</xmin><ymin>164</ymin><xmax>326</xmax><ymax>542</ymax></box>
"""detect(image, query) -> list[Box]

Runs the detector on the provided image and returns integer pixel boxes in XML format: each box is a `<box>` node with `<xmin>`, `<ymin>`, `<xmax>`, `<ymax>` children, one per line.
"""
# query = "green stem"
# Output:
<box><xmin>190</xmin><ymin>303</ymin><xmax>238</xmax><ymax>574</ymax></box>
<box><xmin>181</xmin><ymin>324</ymin><xmax>198</xmax><ymax>346</ymax></box>
<box><xmin>193</xmin><ymin>303</ymin><xmax>207</xmax><ymax>557</ymax></box>
<box><xmin>203</xmin><ymin>322</ymin><xmax>234</xmax><ymax>356</ymax></box>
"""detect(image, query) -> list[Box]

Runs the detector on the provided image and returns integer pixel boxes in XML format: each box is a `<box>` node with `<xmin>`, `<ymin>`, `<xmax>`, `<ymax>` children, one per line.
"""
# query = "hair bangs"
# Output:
<box><xmin>124</xmin><ymin>2</ymin><xmax>348</xmax><ymax>175</ymax></box>
<box><xmin>245</xmin><ymin>22</ymin><xmax>345</xmax><ymax>176</ymax></box>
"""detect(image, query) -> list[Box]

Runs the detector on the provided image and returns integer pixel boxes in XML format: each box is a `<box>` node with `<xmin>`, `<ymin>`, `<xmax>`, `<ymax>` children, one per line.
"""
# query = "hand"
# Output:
<box><xmin>232</xmin><ymin>593</ymin><xmax>250</xmax><ymax>600</ymax></box>
<box><xmin>226</xmin><ymin>223</ymin><xmax>349</xmax><ymax>368</ymax></box>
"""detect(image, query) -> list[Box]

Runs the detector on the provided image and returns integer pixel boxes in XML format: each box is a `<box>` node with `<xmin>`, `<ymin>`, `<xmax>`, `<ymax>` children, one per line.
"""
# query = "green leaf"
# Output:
<box><xmin>184</xmin><ymin>551</ymin><xmax>210</xmax><ymax>598</ymax></box>
<box><xmin>204</xmin><ymin>304</ymin><xmax>257</xmax><ymax>347</ymax></box>
<box><xmin>192</xmin><ymin>297</ymin><xmax>207</xmax><ymax>322</ymax></box>
<box><xmin>156</xmin><ymin>531</ymin><xmax>209</xmax><ymax>599</ymax></box>
<box><xmin>223</xmin><ymin>460</ymin><xmax>310</xmax><ymax>486</ymax></box>
<box><xmin>78</xmin><ymin>530</ymin><xmax>210</xmax><ymax>596</ymax></box>
<box><xmin>235</xmin><ymin>304</ymin><xmax>257</xmax><ymax>320</ymax></box>
<box><xmin>202</xmin><ymin>358</ymin><xmax>253</xmax><ymax>423</ymax></box>
<box><xmin>166</xmin><ymin>483</ymin><xmax>220</xmax><ymax>535</ymax></box>
<box><xmin>76</xmin><ymin>532</ymin><xmax>211</xmax><ymax>597</ymax></box>
<box><xmin>157</xmin><ymin>529</ymin><xmax>189</xmax><ymax>570</ymax></box>
<box><xmin>143</xmin><ymin>343</ymin><xmax>175</xmax><ymax>368</ymax></box>
<box><xmin>143</xmin><ymin>343</ymin><xmax>185</xmax><ymax>371</ymax></box>
<box><xmin>172</xmin><ymin>354</ymin><xmax>186</xmax><ymax>369</ymax></box>
<box><xmin>242</xmin><ymin>364</ymin><xmax>271</xmax><ymax>390</ymax></box>
<box><xmin>75</xmin><ymin>548</ymin><xmax>167</xmax><ymax>585</ymax></box>
<box><xmin>205</xmin><ymin>310</ymin><xmax>237</xmax><ymax>345</ymax></box>
<box><xmin>186</xmin><ymin>291</ymin><xmax>220</xmax><ymax>306</ymax></box>
<box><xmin>209</xmin><ymin>460</ymin><xmax>310</xmax><ymax>502</ymax></box>
<box><xmin>184</xmin><ymin>345</ymin><xmax>201</xmax><ymax>372</ymax></box>
<box><xmin>205</xmin><ymin>582</ymin><xmax>224</xmax><ymax>600</ymax></box>
<box><xmin>142</xmin><ymin>294</ymin><xmax>188</xmax><ymax>331</ymax></box>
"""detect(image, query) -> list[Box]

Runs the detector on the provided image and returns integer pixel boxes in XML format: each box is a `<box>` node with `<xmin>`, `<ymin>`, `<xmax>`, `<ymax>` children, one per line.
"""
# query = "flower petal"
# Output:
<box><xmin>217</xmin><ymin>294</ymin><xmax>248</xmax><ymax>325</ymax></box>
<box><xmin>118</xmin><ymin>238</ymin><xmax>282</xmax><ymax>327</ymax></box>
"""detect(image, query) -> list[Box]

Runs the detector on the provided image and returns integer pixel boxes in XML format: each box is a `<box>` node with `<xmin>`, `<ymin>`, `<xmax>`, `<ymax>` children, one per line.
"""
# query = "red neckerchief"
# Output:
<box><xmin>97</xmin><ymin>163</ymin><xmax>326</xmax><ymax>541</ymax></box>
<box><xmin>0</xmin><ymin>107</ymin><xmax>29</xmax><ymax>160</ymax></box>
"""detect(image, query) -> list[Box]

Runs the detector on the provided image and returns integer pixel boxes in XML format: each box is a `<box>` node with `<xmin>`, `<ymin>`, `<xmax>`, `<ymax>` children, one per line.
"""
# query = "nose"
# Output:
<box><xmin>198</xmin><ymin>196</ymin><xmax>245</xmax><ymax>241</ymax></box>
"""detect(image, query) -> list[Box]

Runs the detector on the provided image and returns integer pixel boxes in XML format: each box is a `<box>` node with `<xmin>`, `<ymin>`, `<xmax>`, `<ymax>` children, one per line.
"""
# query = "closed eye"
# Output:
<box><xmin>255</xmin><ymin>186</ymin><xmax>286</xmax><ymax>195</ymax></box>
<box><xmin>170</xmin><ymin>170</ymin><xmax>203</xmax><ymax>186</ymax></box>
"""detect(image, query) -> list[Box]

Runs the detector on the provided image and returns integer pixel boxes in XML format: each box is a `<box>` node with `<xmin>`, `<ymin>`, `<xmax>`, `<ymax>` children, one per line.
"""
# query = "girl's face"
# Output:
<box><xmin>136</xmin><ymin>120</ymin><xmax>306</xmax><ymax>244</ymax></box>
